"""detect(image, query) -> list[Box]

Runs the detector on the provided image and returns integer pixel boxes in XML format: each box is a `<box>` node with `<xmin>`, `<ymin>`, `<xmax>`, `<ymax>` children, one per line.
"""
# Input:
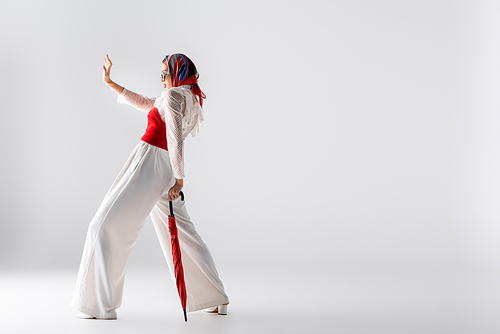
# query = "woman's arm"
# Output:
<box><xmin>103</xmin><ymin>54</ymin><xmax>156</xmax><ymax>112</ymax></box>
<box><xmin>117</xmin><ymin>89</ymin><xmax>156</xmax><ymax>113</ymax></box>
<box><xmin>165</xmin><ymin>89</ymin><xmax>186</xmax><ymax>201</ymax></box>
<box><xmin>103</xmin><ymin>54</ymin><xmax>124</xmax><ymax>95</ymax></box>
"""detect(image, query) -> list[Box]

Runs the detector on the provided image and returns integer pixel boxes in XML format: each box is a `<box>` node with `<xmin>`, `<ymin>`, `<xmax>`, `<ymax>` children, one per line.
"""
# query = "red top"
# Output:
<box><xmin>141</xmin><ymin>108</ymin><xmax>168</xmax><ymax>150</ymax></box>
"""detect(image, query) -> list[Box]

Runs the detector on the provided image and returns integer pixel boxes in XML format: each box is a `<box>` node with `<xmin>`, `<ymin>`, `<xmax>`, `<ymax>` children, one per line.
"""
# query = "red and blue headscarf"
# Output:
<box><xmin>165</xmin><ymin>53</ymin><xmax>206</xmax><ymax>108</ymax></box>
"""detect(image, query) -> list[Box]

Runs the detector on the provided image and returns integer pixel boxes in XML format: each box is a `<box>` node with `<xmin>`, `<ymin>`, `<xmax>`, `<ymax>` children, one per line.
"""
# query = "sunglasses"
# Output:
<box><xmin>160</xmin><ymin>71</ymin><xmax>169</xmax><ymax>81</ymax></box>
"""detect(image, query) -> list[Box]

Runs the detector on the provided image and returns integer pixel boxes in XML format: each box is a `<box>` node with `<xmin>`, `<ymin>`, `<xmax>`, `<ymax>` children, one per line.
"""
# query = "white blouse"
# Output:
<box><xmin>117</xmin><ymin>85</ymin><xmax>204</xmax><ymax>179</ymax></box>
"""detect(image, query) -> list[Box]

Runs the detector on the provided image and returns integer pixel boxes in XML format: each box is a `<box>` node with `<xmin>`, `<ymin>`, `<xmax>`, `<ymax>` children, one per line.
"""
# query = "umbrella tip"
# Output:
<box><xmin>184</xmin><ymin>309</ymin><xmax>187</xmax><ymax>322</ymax></box>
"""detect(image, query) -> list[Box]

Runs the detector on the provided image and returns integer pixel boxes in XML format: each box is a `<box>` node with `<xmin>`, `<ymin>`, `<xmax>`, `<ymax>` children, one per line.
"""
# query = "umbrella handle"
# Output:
<box><xmin>168</xmin><ymin>191</ymin><xmax>185</xmax><ymax>217</ymax></box>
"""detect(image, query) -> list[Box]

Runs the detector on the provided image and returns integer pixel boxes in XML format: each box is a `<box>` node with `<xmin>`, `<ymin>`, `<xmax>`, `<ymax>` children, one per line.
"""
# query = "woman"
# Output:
<box><xmin>71</xmin><ymin>54</ymin><xmax>229</xmax><ymax>320</ymax></box>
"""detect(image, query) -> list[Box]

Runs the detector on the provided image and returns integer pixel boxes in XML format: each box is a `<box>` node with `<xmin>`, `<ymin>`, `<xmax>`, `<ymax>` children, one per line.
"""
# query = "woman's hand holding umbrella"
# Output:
<box><xmin>168</xmin><ymin>178</ymin><xmax>183</xmax><ymax>201</ymax></box>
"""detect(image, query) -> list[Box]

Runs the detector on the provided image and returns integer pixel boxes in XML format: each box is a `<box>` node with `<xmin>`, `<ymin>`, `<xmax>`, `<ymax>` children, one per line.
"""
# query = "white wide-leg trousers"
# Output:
<box><xmin>71</xmin><ymin>141</ymin><xmax>229</xmax><ymax>318</ymax></box>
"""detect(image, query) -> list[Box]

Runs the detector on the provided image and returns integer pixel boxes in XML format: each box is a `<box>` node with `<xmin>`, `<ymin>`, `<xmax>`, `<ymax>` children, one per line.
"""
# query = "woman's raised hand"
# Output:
<box><xmin>102</xmin><ymin>54</ymin><xmax>113</xmax><ymax>84</ymax></box>
<box><xmin>102</xmin><ymin>54</ymin><xmax>125</xmax><ymax>95</ymax></box>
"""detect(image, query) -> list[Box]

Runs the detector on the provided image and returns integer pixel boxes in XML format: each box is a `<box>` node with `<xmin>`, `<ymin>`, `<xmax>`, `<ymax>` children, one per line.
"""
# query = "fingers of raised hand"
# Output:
<box><xmin>104</xmin><ymin>54</ymin><xmax>112</xmax><ymax>69</ymax></box>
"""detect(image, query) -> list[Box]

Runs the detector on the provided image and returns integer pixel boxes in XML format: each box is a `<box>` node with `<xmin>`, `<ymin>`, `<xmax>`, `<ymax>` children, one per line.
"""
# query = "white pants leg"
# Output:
<box><xmin>71</xmin><ymin>141</ymin><xmax>228</xmax><ymax>318</ymax></box>
<box><xmin>151</xmin><ymin>196</ymin><xmax>229</xmax><ymax>312</ymax></box>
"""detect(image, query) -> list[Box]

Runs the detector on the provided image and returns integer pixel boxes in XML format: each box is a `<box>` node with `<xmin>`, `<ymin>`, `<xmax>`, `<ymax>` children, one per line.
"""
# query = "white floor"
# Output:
<box><xmin>1</xmin><ymin>263</ymin><xmax>500</xmax><ymax>334</ymax></box>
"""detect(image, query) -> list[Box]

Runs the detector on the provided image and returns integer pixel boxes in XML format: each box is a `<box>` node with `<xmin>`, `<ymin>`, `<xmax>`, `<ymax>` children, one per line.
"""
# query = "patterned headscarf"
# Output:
<box><xmin>165</xmin><ymin>54</ymin><xmax>206</xmax><ymax>107</ymax></box>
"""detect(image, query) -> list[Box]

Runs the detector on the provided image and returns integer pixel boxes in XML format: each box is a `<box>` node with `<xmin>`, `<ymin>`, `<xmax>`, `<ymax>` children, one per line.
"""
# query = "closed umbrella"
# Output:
<box><xmin>169</xmin><ymin>191</ymin><xmax>188</xmax><ymax>322</ymax></box>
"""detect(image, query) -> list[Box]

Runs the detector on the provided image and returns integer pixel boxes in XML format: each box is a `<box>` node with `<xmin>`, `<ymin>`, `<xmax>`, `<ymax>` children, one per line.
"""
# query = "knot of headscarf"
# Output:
<box><xmin>165</xmin><ymin>54</ymin><xmax>206</xmax><ymax>108</ymax></box>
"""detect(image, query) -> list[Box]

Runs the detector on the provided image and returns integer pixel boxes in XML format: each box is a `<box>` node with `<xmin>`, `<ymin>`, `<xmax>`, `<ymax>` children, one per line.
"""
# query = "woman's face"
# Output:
<box><xmin>161</xmin><ymin>63</ymin><xmax>172</xmax><ymax>90</ymax></box>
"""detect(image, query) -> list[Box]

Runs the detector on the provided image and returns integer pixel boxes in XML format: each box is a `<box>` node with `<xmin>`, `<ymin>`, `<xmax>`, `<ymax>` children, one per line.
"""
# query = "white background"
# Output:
<box><xmin>1</xmin><ymin>0</ymin><xmax>500</xmax><ymax>333</ymax></box>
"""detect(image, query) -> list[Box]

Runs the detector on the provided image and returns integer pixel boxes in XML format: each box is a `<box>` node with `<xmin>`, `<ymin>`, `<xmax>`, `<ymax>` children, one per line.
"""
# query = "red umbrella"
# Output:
<box><xmin>168</xmin><ymin>191</ymin><xmax>188</xmax><ymax>322</ymax></box>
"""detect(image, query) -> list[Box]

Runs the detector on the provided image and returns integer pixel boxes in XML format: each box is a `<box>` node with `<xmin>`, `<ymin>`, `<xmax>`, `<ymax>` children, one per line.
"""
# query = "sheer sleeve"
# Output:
<box><xmin>165</xmin><ymin>89</ymin><xmax>186</xmax><ymax>179</ymax></box>
<box><xmin>117</xmin><ymin>88</ymin><xmax>156</xmax><ymax>113</ymax></box>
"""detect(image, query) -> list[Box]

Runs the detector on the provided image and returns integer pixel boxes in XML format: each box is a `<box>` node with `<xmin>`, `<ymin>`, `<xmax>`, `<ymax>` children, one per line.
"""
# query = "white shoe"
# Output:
<box><xmin>218</xmin><ymin>304</ymin><xmax>228</xmax><ymax>315</ymax></box>
<box><xmin>203</xmin><ymin>304</ymin><xmax>228</xmax><ymax>315</ymax></box>
<box><xmin>76</xmin><ymin>312</ymin><xmax>95</xmax><ymax>319</ymax></box>
<box><xmin>76</xmin><ymin>310</ymin><xmax>117</xmax><ymax>320</ymax></box>
<box><xmin>203</xmin><ymin>306</ymin><xmax>218</xmax><ymax>313</ymax></box>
